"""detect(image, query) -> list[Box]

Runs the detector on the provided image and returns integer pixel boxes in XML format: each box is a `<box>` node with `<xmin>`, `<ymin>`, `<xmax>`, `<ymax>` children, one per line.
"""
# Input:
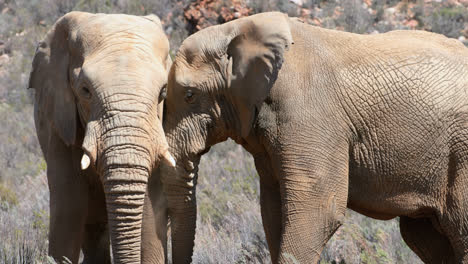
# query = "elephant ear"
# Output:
<box><xmin>225</xmin><ymin>12</ymin><xmax>293</xmax><ymax>138</ymax></box>
<box><xmin>144</xmin><ymin>13</ymin><xmax>169</xmax><ymax>123</ymax></box>
<box><xmin>158</xmin><ymin>55</ymin><xmax>172</xmax><ymax>122</ymax></box>
<box><xmin>29</xmin><ymin>12</ymin><xmax>84</xmax><ymax>146</ymax></box>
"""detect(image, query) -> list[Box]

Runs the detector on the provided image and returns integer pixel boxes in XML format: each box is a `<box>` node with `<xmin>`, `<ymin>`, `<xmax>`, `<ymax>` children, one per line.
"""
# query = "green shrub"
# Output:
<box><xmin>427</xmin><ymin>6</ymin><xmax>468</xmax><ymax>38</ymax></box>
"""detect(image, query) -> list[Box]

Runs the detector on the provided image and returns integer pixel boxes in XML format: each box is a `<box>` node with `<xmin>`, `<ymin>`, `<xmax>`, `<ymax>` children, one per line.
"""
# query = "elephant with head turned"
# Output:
<box><xmin>29</xmin><ymin>12</ymin><xmax>175</xmax><ymax>264</ymax></box>
<box><xmin>154</xmin><ymin>11</ymin><xmax>468</xmax><ymax>264</ymax></box>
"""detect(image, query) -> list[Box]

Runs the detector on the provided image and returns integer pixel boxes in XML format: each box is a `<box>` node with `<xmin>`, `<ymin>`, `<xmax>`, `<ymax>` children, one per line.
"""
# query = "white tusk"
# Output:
<box><xmin>161</xmin><ymin>150</ymin><xmax>176</xmax><ymax>167</ymax></box>
<box><xmin>81</xmin><ymin>153</ymin><xmax>90</xmax><ymax>170</ymax></box>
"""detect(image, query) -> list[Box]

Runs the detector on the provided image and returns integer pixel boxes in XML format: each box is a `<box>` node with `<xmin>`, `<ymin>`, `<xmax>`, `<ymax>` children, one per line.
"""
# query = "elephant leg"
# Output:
<box><xmin>399</xmin><ymin>216</ymin><xmax>454</xmax><ymax>264</ymax></box>
<box><xmin>255</xmin><ymin>155</ymin><xmax>282</xmax><ymax>262</ymax></box>
<box><xmin>142</xmin><ymin>169</ymin><xmax>168</xmax><ymax>264</ymax></box>
<box><xmin>439</xmin><ymin>179</ymin><xmax>468</xmax><ymax>262</ymax></box>
<box><xmin>432</xmin><ymin>148</ymin><xmax>468</xmax><ymax>264</ymax></box>
<box><xmin>82</xmin><ymin>180</ymin><xmax>111</xmax><ymax>264</ymax></box>
<box><xmin>47</xmin><ymin>140</ymin><xmax>88</xmax><ymax>263</ymax></box>
<box><xmin>276</xmin><ymin>146</ymin><xmax>349</xmax><ymax>263</ymax></box>
<box><xmin>49</xmin><ymin>191</ymin><xmax>87</xmax><ymax>264</ymax></box>
<box><xmin>82</xmin><ymin>223</ymin><xmax>111</xmax><ymax>264</ymax></box>
<box><xmin>438</xmin><ymin>208</ymin><xmax>468</xmax><ymax>264</ymax></box>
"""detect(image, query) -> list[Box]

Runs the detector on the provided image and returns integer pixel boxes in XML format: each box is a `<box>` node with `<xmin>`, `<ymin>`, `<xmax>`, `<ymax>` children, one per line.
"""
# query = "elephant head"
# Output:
<box><xmin>29</xmin><ymin>12</ymin><xmax>174</xmax><ymax>263</ymax></box>
<box><xmin>161</xmin><ymin>12</ymin><xmax>293</xmax><ymax>263</ymax></box>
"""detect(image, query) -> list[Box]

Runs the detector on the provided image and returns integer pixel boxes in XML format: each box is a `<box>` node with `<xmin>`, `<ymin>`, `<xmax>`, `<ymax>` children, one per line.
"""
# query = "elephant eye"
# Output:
<box><xmin>159</xmin><ymin>84</ymin><xmax>167</xmax><ymax>102</ymax></box>
<box><xmin>185</xmin><ymin>89</ymin><xmax>194</xmax><ymax>103</ymax></box>
<box><xmin>81</xmin><ymin>86</ymin><xmax>91</xmax><ymax>99</ymax></box>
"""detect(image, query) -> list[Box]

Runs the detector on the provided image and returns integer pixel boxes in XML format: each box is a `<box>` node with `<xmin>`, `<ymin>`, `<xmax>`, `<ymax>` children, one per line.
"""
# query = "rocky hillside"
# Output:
<box><xmin>165</xmin><ymin>0</ymin><xmax>468</xmax><ymax>44</ymax></box>
<box><xmin>1</xmin><ymin>0</ymin><xmax>466</xmax><ymax>263</ymax></box>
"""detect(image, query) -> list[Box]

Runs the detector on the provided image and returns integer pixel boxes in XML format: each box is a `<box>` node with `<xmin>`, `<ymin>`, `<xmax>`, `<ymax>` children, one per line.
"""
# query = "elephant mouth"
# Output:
<box><xmin>160</xmin><ymin>157</ymin><xmax>199</xmax><ymax>194</ymax></box>
<box><xmin>184</xmin><ymin>146</ymin><xmax>211</xmax><ymax>166</ymax></box>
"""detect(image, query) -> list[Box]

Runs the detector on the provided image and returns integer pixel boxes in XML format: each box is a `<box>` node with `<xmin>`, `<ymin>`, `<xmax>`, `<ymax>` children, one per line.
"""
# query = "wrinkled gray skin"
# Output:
<box><xmin>160</xmin><ymin>12</ymin><xmax>468</xmax><ymax>264</ymax></box>
<box><xmin>29</xmin><ymin>12</ymin><xmax>173</xmax><ymax>264</ymax></box>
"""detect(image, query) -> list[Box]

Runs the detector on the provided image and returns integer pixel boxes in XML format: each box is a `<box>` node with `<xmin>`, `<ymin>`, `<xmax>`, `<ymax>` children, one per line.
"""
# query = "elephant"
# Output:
<box><xmin>29</xmin><ymin>12</ymin><xmax>175</xmax><ymax>264</ymax></box>
<box><xmin>157</xmin><ymin>11</ymin><xmax>468</xmax><ymax>264</ymax></box>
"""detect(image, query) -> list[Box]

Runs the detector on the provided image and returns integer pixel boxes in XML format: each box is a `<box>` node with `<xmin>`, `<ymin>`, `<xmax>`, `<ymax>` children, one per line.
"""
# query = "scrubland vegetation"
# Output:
<box><xmin>1</xmin><ymin>0</ymin><xmax>467</xmax><ymax>263</ymax></box>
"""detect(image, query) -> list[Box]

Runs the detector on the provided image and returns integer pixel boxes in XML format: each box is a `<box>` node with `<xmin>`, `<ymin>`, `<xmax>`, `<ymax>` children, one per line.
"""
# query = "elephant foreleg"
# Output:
<box><xmin>255</xmin><ymin>155</ymin><xmax>282</xmax><ymax>262</ymax></box>
<box><xmin>399</xmin><ymin>216</ymin><xmax>454</xmax><ymax>264</ymax></box>
<box><xmin>438</xmin><ymin>156</ymin><xmax>468</xmax><ymax>264</ymax></box>
<box><xmin>141</xmin><ymin>169</ymin><xmax>168</xmax><ymax>264</ymax></box>
<box><xmin>260</xmin><ymin>182</ymin><xmax>282</xmax><ymax>263</ymax></box>
<box><xmin>82</xmin><ymin>223</ymin><xmax>111</xmax><ymax>264</ymax></box>
<box><xmin>81</xmin><ymin>170</ymin><xmax>111</xmax><ymax>264</ymax></box>
<box><xmin>276</xmin><ymin>146</ymin><xmax>349</xmax><ymax>264</ymax></box>
<box><xmin>47</xmin><ymin>140</ymin><xmax>89</xmax><ymax>264</ymax></box>
<box><xmin>49</xmin><ymin>191</ymin><xmax>88</xmax><ymax>264</ymax></box>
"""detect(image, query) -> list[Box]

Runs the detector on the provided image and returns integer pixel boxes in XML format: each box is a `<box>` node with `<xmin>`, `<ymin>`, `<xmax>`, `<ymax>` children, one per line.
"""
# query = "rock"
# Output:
<box><xmin>384</xmin><ymin>7</ymin><xmax>396</xmax><ymax>20</ymax></box>
<box><xmin>385</xmin><ymin>7</ymin><xmax>396</xmax><ymax>16</ymax></box>
<box><xmin>405</xmin><ymin>19</ymin><xmax>419</xmax><ymax>28</ymax></box>
<box><xmin>184</xmin><ymin>0</ymin><xmax>252</xmax><ymax>34</ymax></box>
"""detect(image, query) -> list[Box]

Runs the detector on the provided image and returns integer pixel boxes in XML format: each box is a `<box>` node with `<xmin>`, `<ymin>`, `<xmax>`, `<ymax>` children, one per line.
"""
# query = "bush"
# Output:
<box><xmin>0</xmin><ymin>182</ymin><xmax>18</xmax><ymax>211</ymax></box>
<box><xmin>339</xmin><ymin>0</ymin><xmax>375</xmax><ymax>34</ymax></box>
<box><xmin>427</xmin><ymin>6</ymin><xmax>468</xmax><ymax>38</ymax></box>
<box><xmin>0</xmin><ymin>174</ymin><xmax>50</xmax><ymax>264</ymax></box>
<box><xmin>191</xmin><ymin>140</ymin><xmax>270</xmax><ymax>263</ymax></box>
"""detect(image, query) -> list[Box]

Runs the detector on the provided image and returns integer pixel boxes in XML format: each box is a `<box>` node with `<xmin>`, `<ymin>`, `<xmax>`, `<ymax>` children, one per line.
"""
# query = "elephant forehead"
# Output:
<box><xmin>80</xmin><ymin>14</ymin><xmax>156</xmax><ymax>34</ymax></box>
<box><xmin>74</xmin><ymin>14</ymin><xmax>167</xmax><ymax>58</ymax></box>
<box><xmin>173</xmin><ymin>60</ymin><xmax>213</xmax><ymax>88</ymax></box>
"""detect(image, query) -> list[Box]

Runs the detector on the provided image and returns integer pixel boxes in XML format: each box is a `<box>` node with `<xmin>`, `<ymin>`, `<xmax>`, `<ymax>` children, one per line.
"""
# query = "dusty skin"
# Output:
<box><xmin>157</xmin><ymin>11</ymin><xmax>468</xmax><ymax>264</ymax></box>
<box><xmin>29</xmin><ymin>12</ymin><xmax>174</xmax><ymax>264</ymax></box>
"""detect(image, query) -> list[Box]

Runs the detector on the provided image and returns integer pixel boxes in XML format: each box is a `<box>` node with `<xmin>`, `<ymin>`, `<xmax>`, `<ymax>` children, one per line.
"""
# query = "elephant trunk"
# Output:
<box><xmin>103</xmin><ymin>167</ymin><xmax>147</xmax><ymax>264</ymax></box>
<box><xmin>83</xmin><ymin>96</ymin><xmax>169</xmax><ymax>263</ymax></box>
<box><xmin>162</xmin><ymin>166</ymin><xmax>198</xmax><ymax>264</ymax></box>
<box><xmin>100</xmin><ymin>127</ymin><xmax>153</xmax><ymax>264</ymax></box>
